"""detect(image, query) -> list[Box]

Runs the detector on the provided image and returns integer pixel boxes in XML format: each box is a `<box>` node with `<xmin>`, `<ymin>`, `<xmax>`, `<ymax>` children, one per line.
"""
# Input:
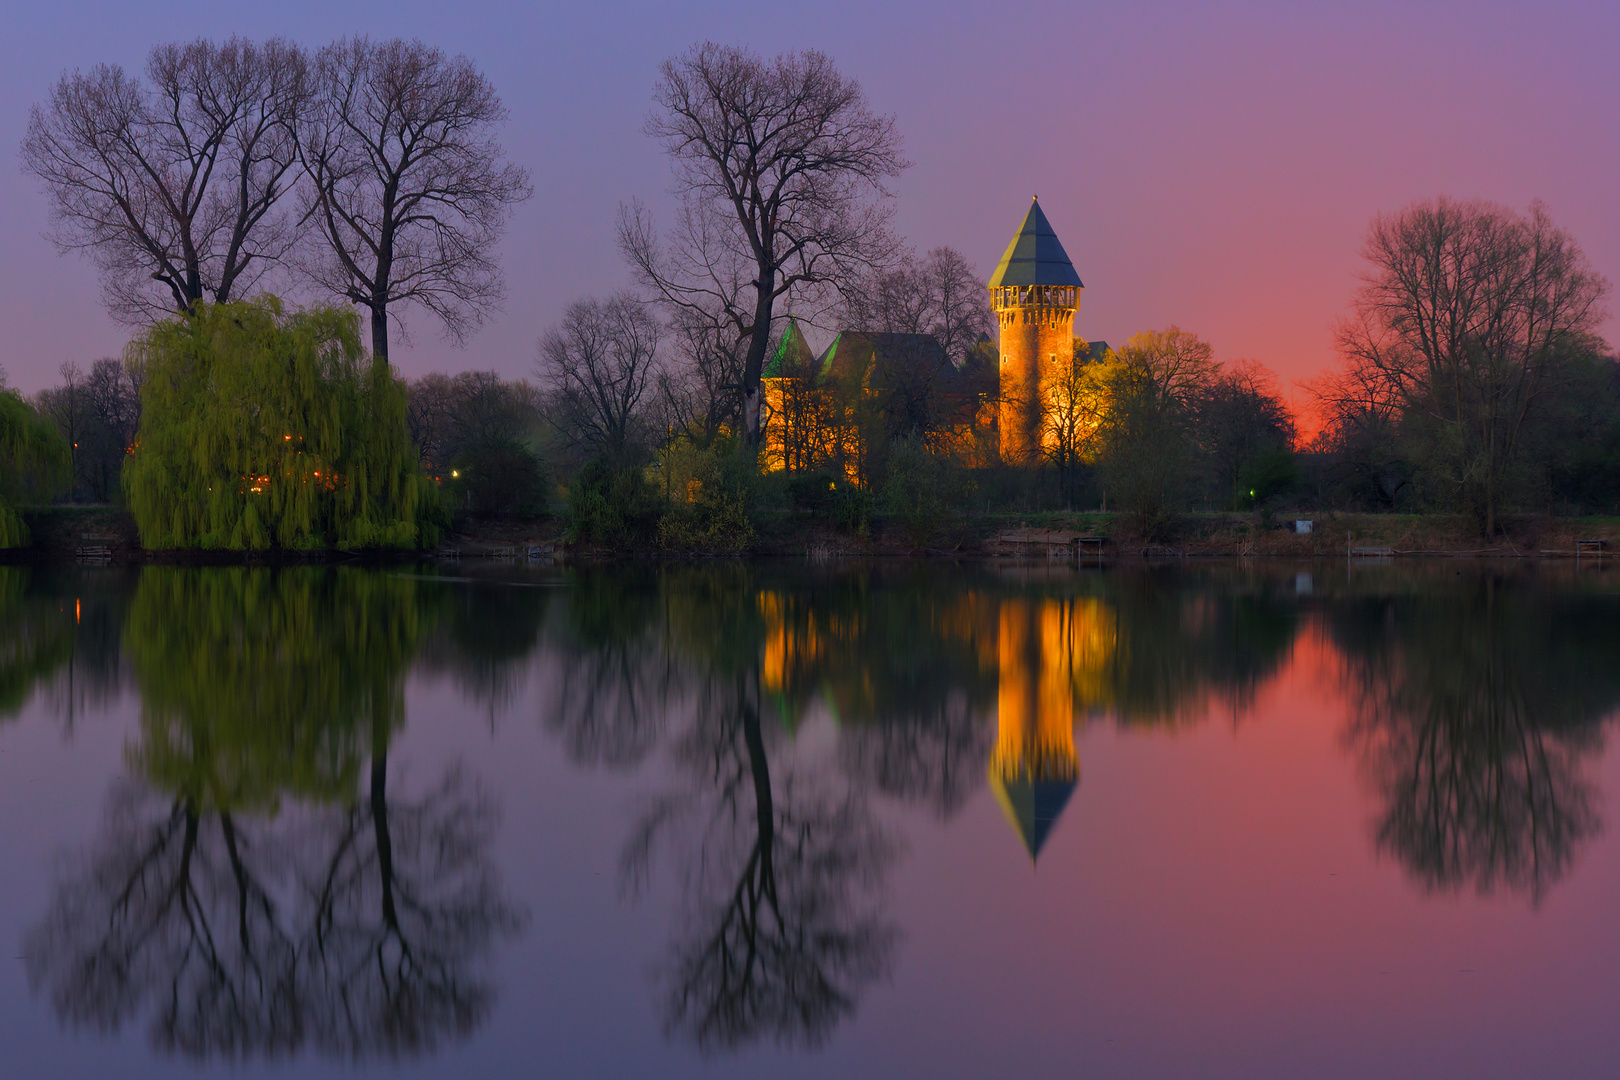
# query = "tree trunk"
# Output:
<box><xmin>370</xmin><ymin>305</ymin><xmax>390</xmax><ymax>365</ymax></box>
<box><xmin>740</xmin><ymin>674</ymin><xmax>773</xmax><ymax>876</ymax></box>
<box><xmin>371</xmin><ymin>752</ymin><xmax>398</xmax><ymax>930</ymax></box>
<box><xmin>740</xmin><ymin>278</ymin><xmax>775</xmax><ymax>447</ymax></box>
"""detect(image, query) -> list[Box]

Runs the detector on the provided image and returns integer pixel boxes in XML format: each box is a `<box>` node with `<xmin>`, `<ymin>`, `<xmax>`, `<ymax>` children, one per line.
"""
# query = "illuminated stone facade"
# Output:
<box><xmin>761</xmin><ymin>198</ymin><xmax>1099</xmax><ymax>477</ymax></box>
<box><xmin>987</xmin><ymin>198</ymin><xmax>1085</xmax><ymax>465</ymax></box>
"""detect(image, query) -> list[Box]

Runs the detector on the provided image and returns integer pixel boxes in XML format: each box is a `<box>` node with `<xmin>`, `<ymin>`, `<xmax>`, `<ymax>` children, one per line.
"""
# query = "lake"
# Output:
<box><xmin>2</xmin><ymin>558</ymin><xmax>1618</xmax><ymax>1079</ymax></box>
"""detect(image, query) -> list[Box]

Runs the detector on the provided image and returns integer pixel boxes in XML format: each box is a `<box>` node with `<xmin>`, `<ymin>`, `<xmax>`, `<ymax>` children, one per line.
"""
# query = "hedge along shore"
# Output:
<box><xmin>7</xmin><ymin>505</ymin><xmax>1619</xmax><ymax>564</ymax></box>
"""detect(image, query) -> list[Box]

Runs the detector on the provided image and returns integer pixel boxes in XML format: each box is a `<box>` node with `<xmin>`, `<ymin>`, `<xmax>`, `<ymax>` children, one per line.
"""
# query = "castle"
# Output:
<box><xmin>762</xmin><ymin>196</ymin><xmax>1105</xmax><ymax>475</ymax></box>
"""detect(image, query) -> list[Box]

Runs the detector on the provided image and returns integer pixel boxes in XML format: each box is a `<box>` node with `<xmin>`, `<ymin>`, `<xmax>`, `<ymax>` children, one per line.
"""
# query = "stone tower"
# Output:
<box><xmin>988</xmin><ymin>198</ymin><xmax>1083</xmax><ymax>464</ymax></box>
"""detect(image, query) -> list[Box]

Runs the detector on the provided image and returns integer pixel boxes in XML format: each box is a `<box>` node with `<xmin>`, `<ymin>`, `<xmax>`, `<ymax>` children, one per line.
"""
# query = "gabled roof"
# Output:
<box><xmin>761</xmin><ymin>318</ymin><xmax>816</xmax><ymax>378</ymax></box>
<box><xmin>987</xmin><ymin>198</ymin><xmax>1083</xmax><ymax>289</ymax></box>
<box><xmin>818</xmin><ymin>331</ymin><xmax>952</xmax><ymax>388</ymax></box>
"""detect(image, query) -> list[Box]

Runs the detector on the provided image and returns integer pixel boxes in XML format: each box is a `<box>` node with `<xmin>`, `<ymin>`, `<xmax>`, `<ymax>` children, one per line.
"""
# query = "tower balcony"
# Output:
<box><xmin>990</xmin><ymin>284</ymin><xmax>1078</xmax><ymax>312</ymax></box>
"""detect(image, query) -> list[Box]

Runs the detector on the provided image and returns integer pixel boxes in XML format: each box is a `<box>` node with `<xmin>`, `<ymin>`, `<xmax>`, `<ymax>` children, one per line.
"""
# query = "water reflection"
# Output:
<box><xmin>25</xmin><ymin>568</ymin><xmax>524</xmax><ymax>1061</ymax></box>
<box><xmin>553</xmin><ymin>572</ymin><xmax>902</xmax><ymax>1051</ymax></box>
<box><xmin>13</xmin><ymin>560</ymin><xmax>1620</xmax><ymax>1065</ymax></box>
<box><xmin>540</xmin><ymin>563</ymin><xmax>1321</xmax><ymax>1050</ymax></box>
<box><xmin>0</xmin><ymin>566</ymin><xmax>132</xmax><ymax>726</ymax></box>
<box><xmin>1330</xmin><ymin>573</ymin><xmax>1620</xmax><ymax>901</ymax></box>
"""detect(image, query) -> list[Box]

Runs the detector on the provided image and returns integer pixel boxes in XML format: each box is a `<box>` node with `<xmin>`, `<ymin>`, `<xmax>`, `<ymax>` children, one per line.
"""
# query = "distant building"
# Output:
<box><xmin>761</xmin><ymin>196</ymin><xmax>1106</xmax><ymax>476</ymax></box>
<box><xmin>760</xmin><ymin>321</ymin><xmax>993</xmax><ymax>481</ymax></box>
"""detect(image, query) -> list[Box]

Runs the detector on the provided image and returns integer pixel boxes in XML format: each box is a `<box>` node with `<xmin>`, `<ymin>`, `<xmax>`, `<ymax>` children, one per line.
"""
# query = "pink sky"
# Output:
<box><xmin>1</xmin><ymin>0</ymin><xmax>1615</xmax><ymax>397</ymax></box>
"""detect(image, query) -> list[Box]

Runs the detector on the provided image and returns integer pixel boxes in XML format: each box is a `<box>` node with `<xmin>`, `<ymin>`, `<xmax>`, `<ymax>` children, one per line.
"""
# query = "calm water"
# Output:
<box><xmin>2</xmin><ymin>558</ymin><xmax>1619</xmax><ymax>1079</ymax></box>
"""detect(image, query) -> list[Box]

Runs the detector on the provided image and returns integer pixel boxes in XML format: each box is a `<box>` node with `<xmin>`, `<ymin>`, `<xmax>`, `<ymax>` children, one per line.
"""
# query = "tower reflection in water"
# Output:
<box><xmin>989</xmin><ymin>597</ymin><xmax>1113</xmax><ymax>860</ymax></box>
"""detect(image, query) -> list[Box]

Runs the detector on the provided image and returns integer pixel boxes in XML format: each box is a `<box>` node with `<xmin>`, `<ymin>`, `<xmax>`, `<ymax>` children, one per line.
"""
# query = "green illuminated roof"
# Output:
<box><xmin>987</xmin><ymin>198</ymin><xmax>1083</xmax><ymax>289</ymax></box>
<box><xmin>762</xmin><ymin>318</ymin><xmax>815</xmax><ymax>378</ymax></box>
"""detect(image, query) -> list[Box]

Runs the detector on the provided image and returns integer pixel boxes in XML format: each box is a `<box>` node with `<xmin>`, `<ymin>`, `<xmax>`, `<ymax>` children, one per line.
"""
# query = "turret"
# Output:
<box><xmin>987</xmin><ymin>198</ymin><xmax>1082</xmax><ymax>464</ymax></box>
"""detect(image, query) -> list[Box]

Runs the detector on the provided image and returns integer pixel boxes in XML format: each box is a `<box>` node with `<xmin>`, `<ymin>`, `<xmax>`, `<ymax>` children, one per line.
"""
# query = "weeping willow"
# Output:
<box><xmin>124</xmin><ymin>298</ymin><xmax>443</xmax><ymax>551</ymax></box>
<box><xmin>0</xmin><ymin>389</ymin><xmax>71</xmax><ymax>548</ymax></box>
<box><xmin>124</xmin><ymin>567</ymin><xmax>436</xmax><ymax>810</ymax></box>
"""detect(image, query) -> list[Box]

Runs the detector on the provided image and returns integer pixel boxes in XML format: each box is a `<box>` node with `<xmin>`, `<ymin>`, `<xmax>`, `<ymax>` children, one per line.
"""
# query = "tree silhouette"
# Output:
<box><xmin>25</xmin><ymin>781</ymin><xmax>303</xmax><ymax>1057</ymax></box>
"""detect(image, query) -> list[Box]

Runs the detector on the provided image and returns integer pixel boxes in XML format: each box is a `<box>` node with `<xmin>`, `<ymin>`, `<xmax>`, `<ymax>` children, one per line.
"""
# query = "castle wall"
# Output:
<box><xmin>995</xmin><ymin>288</ymin><xmax>1078</xmax><ymax>464</ymax></box>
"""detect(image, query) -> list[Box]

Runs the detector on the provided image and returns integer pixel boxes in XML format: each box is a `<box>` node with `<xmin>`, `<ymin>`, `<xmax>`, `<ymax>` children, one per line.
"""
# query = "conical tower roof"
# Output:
<box><xmin>987</xmin><ymin>198</ymin><xmax>1083</xmax><ymax>289</ymax></box>
<box><xmin>989</xmin><ymin>770</ymin><xmax>1077</xmax><ymax>861</ymax></box>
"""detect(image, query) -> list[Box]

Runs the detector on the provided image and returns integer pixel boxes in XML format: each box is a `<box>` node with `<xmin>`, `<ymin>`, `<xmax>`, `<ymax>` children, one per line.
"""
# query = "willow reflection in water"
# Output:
<box><xmin>23</xmin><ymin>568</ymin><xmax>525</xmax><ymax>1061</ymax></box>
<box><xmin>1330</xmin><ymin>572</ymin><xmax>1620</xmax><ymax>902</ymax></box>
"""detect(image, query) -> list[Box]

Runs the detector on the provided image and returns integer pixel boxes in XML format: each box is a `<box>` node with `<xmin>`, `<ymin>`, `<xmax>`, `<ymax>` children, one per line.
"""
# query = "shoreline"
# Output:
<box><xmin>5</xmin><ymin>505</ymin><xmax>1616</xmax><ymax>566</ymax></box>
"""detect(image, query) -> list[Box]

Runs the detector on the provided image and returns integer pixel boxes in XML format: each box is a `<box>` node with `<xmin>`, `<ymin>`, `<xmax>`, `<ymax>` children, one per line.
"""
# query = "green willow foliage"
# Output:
<box><xmin>124</xmin><ymin>567</ymin><xmax>433</xmax><ymax>810</ymax></box>
<box><xmin>0</xmin><ymin>390</ymin><xmax>72</xmax><ymax>548</ymax></box>
<box><xmin>124</xmin><ymin>299</ymin><xmax>442</xmax><ymax>551</ymax></box>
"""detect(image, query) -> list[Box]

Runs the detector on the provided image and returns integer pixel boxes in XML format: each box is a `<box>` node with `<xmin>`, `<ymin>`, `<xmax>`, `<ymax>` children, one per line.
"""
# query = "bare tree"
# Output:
<box><xmin>619</xmin><ymin>43</ymin><xmax>908</xmax><ymax>448</ymax></box>
<box><xmin>658</xmin><ymin>301</ymin><xmax>748</xmax><ymax>448</ymax></box>
<box><xmin>1040</xmin><ymin>343</ymin><xmax>1112</xmax><ymax>506</ymax></box>
<box><xmin>538</xmin><ymin>293</ymin><xmax>662</xmax><ymax>461</ymax></box>
<box><xmin>1336</xmin><ymin>197</ymin><xmax>1609</xmax><ymax>533</ymax></box>
<box><xmin>298</xmin><ymin>38</ymin><xmax>532</xmax><ymax>363</ymax></box>
<box><xmin>845</xmin><ymin>246</ymin><xmax>992</xmax><ymax>366</ymax></box>
<box><xmin>405</xmin><ymin>371</ymin><xmax>456</xmax><ymax>467</ymax></box>
<box><xmin>34</xmin><ymin>362</ymin><xmax>87</xmax><ymax>498</ymax></box>
<box><xmin>22</xmin><ymin>38</ymin><xmax>307</xmax><ymax>322</ymax></box>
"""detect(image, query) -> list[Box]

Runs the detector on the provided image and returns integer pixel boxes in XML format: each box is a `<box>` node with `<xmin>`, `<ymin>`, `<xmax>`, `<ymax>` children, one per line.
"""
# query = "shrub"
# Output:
<box><xmin>655</xmin><ymin>440</ymin><xmax>755</xmax><ymax>554</ymax></box>
<box><xmin>565</xmin><ymin>459</ymin><xmax>664</xmax><ymax>551</ymax></box>
<box><xmin>449</xmin><ymin>438</ymin><xmax>550</xmax><ymax>519</ymax></box>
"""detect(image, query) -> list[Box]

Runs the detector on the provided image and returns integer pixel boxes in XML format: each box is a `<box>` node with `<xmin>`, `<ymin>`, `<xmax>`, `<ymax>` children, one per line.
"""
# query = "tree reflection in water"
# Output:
<box><xmin>25</xmin><ymin>568</ymin><xmax>524</xmax><ymax>1061</ymax></box>
<box><xmin>0</xmin><ymin>566</ymin><xmax>133</xmax><ymax>726</ymax></box>
<box><xmin>544</xmin><ymin>569</ymin><xmax>900</xmax><ymax>1051</ymax></box>
<box><xmin>627</xmin><ymin>671</ymin><xmax>898</xmax><ymax>1051</ymax></box>
<box><xmin>1332</xmin><ymin>575</ymin><xmax>1620</xmax><ymax>902</ymax></box>
<box><xmin>551</xmin><ymin>563</ymin><xmax>1307</xmax><ymax>1050</ymax></box>
<box><xmin>541</xmin><ymin>572</ymin><xmax>676</xmax><ymax>768</ymax></box>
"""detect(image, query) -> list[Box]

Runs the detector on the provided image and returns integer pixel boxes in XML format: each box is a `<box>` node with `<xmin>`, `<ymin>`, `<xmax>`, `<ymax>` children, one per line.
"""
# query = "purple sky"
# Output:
<box><xmin>2</xmin><ymin>0</ymin><xmax>1616</xmax><ymax>397</ymax></box>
